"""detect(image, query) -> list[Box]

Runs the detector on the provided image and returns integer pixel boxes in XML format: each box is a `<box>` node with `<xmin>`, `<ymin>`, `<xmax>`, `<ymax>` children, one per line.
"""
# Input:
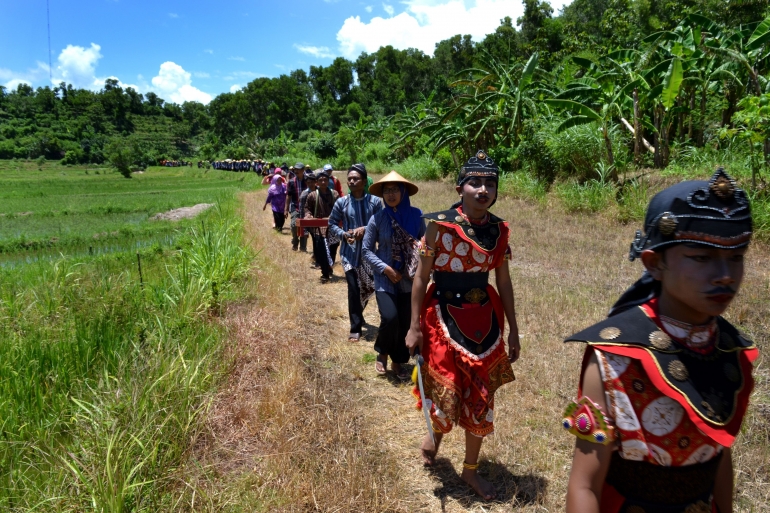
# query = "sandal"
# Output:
<box><xmin>375</xmin><ymin>355</ymin><xmax>387</xmax><ymax>375</ymax></box>
<box><xmin>348</xmin><ymin>333</ymin><xmax>361</xmax><ymax>342</ymax></box>
<box><xmin>392</xmin><ymin>364</ymin><xmax>410</xmax><ymax>381</ymax></box>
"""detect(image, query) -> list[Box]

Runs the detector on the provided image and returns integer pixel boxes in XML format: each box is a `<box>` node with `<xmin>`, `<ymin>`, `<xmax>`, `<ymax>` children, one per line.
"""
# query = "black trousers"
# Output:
<box><xmin>374</xmin><ymin>291</ymin><xmax>411</xmax><ymax>364</ymax></box>
<box><xmin>272</xmin><ymin>211</ymin><xmax>285</xmax><ymax>231</ymax></box>
<box><xmin>345</xmin><ymin>270</ymin><xmax>365</xmax><ymax>334</ymax></box>
<box><xmin>313</xmin><ymin>233</ymin><xmax>332</xmax><ymax>277</ymax></box>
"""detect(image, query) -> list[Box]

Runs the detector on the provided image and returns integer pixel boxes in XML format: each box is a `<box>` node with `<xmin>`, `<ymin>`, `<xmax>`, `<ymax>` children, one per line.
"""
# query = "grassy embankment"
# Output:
<box><xmin>0</xmin><ymin>162</ymin><xmax>261</xmax><ymax>511</ymax></box>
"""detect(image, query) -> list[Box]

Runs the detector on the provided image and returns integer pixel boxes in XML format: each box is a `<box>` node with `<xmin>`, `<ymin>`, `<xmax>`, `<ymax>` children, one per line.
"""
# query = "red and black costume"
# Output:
<box><xmin>413</xmin><ymin>150</ymin><xmax>515</xmax><ymax>438</ymax></box>
<box><xmin>565</xmin><ymin>300</ymin><xmax>757</xmax><ymax>512</ymax></box>
<box><xmin>562</xmin><ymin>169</ymin><xmax>757</xmax><ymax>513</ymax></box>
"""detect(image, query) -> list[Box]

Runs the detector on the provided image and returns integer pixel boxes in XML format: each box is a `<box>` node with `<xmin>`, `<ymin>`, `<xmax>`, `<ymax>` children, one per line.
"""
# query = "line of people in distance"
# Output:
<box><xmin>211</xmin><ymin>159</ymin><xmax>297</xmax><ymax>174</ymax></box>
<box><xmin>159</xmin><ymin>159</ymin><xmax>193</xmax><ymax>167</ymax></box>
<box><xmin>265</xmin><ymin>151</ymin><xmax>759</xmax><ymax>512</ymax></box>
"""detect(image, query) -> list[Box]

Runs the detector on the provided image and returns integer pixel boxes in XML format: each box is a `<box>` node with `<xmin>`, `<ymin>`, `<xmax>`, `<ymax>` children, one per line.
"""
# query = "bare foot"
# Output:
<box><xmin>420</xmin><ymin>432</ymin><xmax>441</xmax><ymax>466</ymax></box>
<box><xmin>461</xmin><ymin>468</ymin><xmax>496</xmax><ymax>501</ymax></box>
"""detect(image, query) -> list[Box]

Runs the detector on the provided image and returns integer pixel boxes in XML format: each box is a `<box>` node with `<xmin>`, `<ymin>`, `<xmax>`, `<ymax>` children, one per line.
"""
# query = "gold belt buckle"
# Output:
<box><xmin>464</xmin><ymin>288</ymin><xmax>487</xmax><ymax>304</ymax></box>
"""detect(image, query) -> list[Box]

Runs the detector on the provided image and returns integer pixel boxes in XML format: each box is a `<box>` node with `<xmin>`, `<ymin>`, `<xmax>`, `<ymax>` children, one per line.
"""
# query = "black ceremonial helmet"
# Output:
<box><xmin>456</xmin><ymin>150</ymin><xmax>500</xmax><ymax>207</ymax></box>
<box><xmin>611</xmin><ymin>168</ymin><xmax>753</xmax><ymax>315</ymax></box>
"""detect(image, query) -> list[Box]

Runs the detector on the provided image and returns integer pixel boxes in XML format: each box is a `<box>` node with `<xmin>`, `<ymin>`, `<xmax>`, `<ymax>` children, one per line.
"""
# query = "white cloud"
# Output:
<box><xmin>150</xmin><ymin>62</ymin><xmax>213</xmax><ymax>104</ymax></box>
<box><xmin>193</xmin><ymin>71</ymin><xmax>211</xmax><ymax>78</ymax></box>
<box><xmin>365</xmin><ymin>5</ymin><xmax>373</xmax><ymax>13</ymax></box>
<box><xmin>2</xmin><ymin>43</ymin><xmax>211</xmax><ymax>104</ymax></box>
<box><xmin>204</xmin><ymin>49</ymin><xmax>214</xmax><ymax>54</ymax></box>
<box><xmin>55</xmin><ymin>43</ymin><xmax>103</xmax><ymax>88</ymax></box>
<box><xmin>337</xmin><ymin>0</ymin><xmax>573</xmax><ymax>59</ymax></box>
<box><xmin>169</xmin><ymin>12</ymin><xmax>179</xmax><ymax>18</ymax></box>
<box><xmin>1</xmin><ymin>62</ymin><xmax>48</xmax><ymax>89</ymax></box>
<box><xmin>230</xmin><ymin>84</ymin><xmax>241</xmax><ymax>93</ymax></box>
<box><xmin>49</xmin><ymin>43</ymin><xmax>140</xmax><ymax>91</ymax></box>
<box><xmin>4</xmin><ymin>78</ymin><xmax>32</xmax><ymax>90</ymax></box>
<box><xmin>228</xmin><ymin>56</ymin><xmax>245</xmax><ymax>61</ymax></box>
<box><xmin>294</xmin><ymin>44</ymin><xmax>335</xmax><ymax>59</ymax></box>
<box><xmin>222</xmin><ymin>70</ymin><xmax>263</xmax><ymax>81</ymax></box>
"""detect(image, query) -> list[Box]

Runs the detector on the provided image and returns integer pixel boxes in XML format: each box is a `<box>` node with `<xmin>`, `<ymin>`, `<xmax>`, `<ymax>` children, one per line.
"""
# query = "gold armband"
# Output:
<box><xmin>562</xmin><ymin>396</ymin><xmax>615</xmax><ymax>445</ymax></box>
<box><xmin>419</xmin><ymin>247</ymin><xmax>436</xmax><ymax>257</ymax></box>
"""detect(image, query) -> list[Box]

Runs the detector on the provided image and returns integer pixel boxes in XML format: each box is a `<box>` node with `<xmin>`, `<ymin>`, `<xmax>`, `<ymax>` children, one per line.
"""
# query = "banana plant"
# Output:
<box><xmin>545</xmin><ymin>59</ymin><xmax>641</xmax><ymax>166</ymax></box>
<box><xmin>448</xmin><ymin>51</ymin><xmax>550</xmax><ymax>148</ymax></box>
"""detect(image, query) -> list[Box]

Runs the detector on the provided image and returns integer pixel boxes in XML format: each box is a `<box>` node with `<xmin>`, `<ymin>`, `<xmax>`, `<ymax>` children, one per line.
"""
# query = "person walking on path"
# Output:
<box><xmin>323</xmin><ymin>164</ymin><xmax>345</xmax><ymax>198</ymax></box>
<box><xmin>328</xmin><ymin>163</ymin><xmax>382</xmax><ymax>342</ymax></box>
<box><xmin>363</xmin><ymin>171</ymin><xmax>424</xmax><ymax>379</ymax></box>
<box><xmin>305</xmin><ymin>169</ymin><xmax>340</xmax><ymax>283</ymax></box>
<box><xmin>286</xmin><ymin>162</ymin><xmax>309</xmax><ymax>252</ymax></box>
<box><xmin>263</xmin><ymin>173</ymin><xmax>287</xmax><ymax>232</ymax></box>
<box><xmin>299</xmin><ymin>171</ymin><xmax>318</xmax><ymax>267</ymax></box>
<box><xmin>562</xmin><ymin>168</ymin><xmax>758</xmax><ymax>513</ymax></box>
<box><xmin>405</xmin><ymin>150</ymin><xmax>520</xmax><ymax>501</ymax></box>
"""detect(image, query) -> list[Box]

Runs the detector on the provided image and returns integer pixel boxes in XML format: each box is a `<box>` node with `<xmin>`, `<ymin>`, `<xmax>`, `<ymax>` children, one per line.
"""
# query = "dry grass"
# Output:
<box><xmin>178</xmin><ymin>180</ymin><xmax>769</xmax><ymax>512</ymax></box>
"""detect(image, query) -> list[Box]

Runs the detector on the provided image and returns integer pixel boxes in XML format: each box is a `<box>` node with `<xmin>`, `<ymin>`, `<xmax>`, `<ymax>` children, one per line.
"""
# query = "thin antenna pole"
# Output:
<box><xmin>46</xmin><ymin>0</ymin><xmax>53</xmax><ymax>81</ymax></box>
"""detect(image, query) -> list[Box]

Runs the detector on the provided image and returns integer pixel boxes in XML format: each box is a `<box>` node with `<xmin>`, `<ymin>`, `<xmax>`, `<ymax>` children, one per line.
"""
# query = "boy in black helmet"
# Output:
<box><xmin>563</xmin><ymin>169</ymin><xmax>758</xmax><ymax>513</ymax></box>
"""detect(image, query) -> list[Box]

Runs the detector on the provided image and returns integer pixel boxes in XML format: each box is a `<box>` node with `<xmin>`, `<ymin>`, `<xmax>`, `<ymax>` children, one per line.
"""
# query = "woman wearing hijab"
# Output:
<box><xmin>363</xmin><ymin>171</ymin><xmax>425</xmax><ymax>379</ymax></box>
<box><xmin>328</xmin><ymin>163</ymin><xmax>383</xmax><ymax>342</ymax></box>
<box><xmin>263</xmin><ymin>172</ymin><xmax>287</xmax><ymax>232</ymax></box>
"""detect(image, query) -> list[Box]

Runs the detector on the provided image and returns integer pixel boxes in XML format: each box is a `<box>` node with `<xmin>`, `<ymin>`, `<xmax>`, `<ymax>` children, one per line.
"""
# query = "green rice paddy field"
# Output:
<box><xmin>0</xmin><ymin>160</ymin><xmax>261</xmax><ymax>261</ymax></box>
<box><xmin>0</xmin><ymin>161</ymin><xmax>262</xmax><ymax>511</ymax></box>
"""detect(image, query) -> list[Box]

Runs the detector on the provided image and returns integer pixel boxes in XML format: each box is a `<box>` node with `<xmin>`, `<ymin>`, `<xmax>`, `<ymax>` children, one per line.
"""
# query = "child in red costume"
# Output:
<box><xmin>563</xmin><ymin>168</ymin><xmax>758</xmax><ymax>513</ymax></box>
<box><xmin>406</xmin><ymin>150</ymin><xmax>521</xmax><ymax>501</ymax></box>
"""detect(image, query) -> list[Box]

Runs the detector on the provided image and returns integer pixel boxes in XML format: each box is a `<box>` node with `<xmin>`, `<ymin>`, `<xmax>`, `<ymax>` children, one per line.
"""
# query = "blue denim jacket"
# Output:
<box><xmin>328</xmin><ymin>194</ymin><xmax>382</xmax><ymax>268</ymax></box>
<box><xmin>362</xmin><ymin>209</ymin><xmax>426</xmax><ymax>294</ymax></box>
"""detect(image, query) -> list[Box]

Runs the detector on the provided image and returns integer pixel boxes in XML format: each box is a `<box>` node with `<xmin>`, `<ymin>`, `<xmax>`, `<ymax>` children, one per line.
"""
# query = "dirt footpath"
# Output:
<box><xmin>183</xmin><ymin>182</ymin><xmax>769</xmax><ymax>513</ymax></box>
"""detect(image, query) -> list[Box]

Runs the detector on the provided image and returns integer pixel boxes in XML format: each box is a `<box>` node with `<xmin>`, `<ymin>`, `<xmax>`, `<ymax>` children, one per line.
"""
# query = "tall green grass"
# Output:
<box><xmin>555</xmin><ymin>180</ymin><xmax>616</xmax><ymax>213</ymax></box>
<box><xmin>499</xmin><ymin>171</ymin><xmax>549</xmax><ymax>203</ymax></box>
<box><xmin>0</xmin><ymin>202</ymin><xmax>251</xmax><ymax>511</ymax></box>
<box><xmin>389</xmin><ymin>155</ymin><xmax>444</xmax><ymax>181</ymax></box>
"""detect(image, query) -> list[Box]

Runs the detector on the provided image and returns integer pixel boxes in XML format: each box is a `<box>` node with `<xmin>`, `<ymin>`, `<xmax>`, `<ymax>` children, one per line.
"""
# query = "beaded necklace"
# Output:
<box><xmin>659</xmin><ymin>314</ymin><xmax>718</xmax><ymax>354</ymax></box>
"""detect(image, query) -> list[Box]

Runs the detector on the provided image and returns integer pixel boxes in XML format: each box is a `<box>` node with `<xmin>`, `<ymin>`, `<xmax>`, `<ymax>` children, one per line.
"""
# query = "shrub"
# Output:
<box><xmin>392</xmin><ymin>155</ymin><xmax>442</xmax><ymax>181</ymax></box>
<box><xmin>555</xmin><ymin>180</ymin><xmax>616</xmax><ymax>213</ymax></box>
<box><xmin>499</xmin><ymin>171</ymin><xmax>548</xmax><ymax>202</ymax></box>
<box><xmin>307</xmin><ymin>131</ymin><xmax>337</xmax><ymax>159</ymax></box>
<box><xmin>549</xmin><ymin>123</ymin><xmax>626</xmax><ymax>182</ymax></box>
<box><xmin>104</xmin><ymin>138</ymin><xmax>136</xmax><ymax>178</ymax></box>
<box><xmin>516</xmin><ymin>120</ymin><xmax>558</xmax><ymax>181</ymax></box>
<box><xmin>616</xmin><ymin>179</ymin><xmax>651</xmax><ymax>223</ymax></box>
<box><xmin>516</xmin><ymin>119</ymin><xmax>627</xmax><ymax>183</ymax></box>
<box><xmin>362</xmin><ymin>141</ymin><xmax>391</xmax><ymax>163</ymax></box>
<box><xmin>434</xmin><ymin>147</ymin><xmax>457</xmax><ymax>176</ymax></box>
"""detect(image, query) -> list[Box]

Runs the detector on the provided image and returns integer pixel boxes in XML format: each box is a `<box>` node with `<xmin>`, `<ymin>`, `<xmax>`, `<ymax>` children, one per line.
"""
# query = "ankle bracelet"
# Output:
<box><xmin>463</xmin><ymin>461</ymin><xmax>479</xmax><ymax>471</ymax></box>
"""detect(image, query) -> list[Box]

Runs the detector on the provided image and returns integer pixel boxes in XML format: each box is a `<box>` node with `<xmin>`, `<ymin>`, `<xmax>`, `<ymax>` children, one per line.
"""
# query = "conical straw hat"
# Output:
<box><xmin>369</xmin><ymin>170</ymin><xmax>419</xmax><ymax>197</ymax></box>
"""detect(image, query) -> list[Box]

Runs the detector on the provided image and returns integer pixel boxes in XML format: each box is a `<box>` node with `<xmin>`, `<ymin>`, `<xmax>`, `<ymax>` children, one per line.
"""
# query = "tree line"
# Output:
<box><xmin>0</xmin><ymin>0</ymin><xmax>768</xmax><ymax>182</ymax></box>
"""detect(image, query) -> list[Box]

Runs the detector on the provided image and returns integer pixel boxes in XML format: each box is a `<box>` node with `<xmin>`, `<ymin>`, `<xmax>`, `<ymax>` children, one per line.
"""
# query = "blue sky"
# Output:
<box><xmin>0</xmin><ymin>0</ymin><xmax>572</xmax><ymax>104</ymax></box>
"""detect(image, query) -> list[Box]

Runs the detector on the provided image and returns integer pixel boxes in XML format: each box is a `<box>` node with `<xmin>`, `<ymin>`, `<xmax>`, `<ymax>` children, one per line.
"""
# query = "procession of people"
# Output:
<box><xmin>256</xmin><ymin>151</ymin><xmax>759</xmax><ymax>511</ymax></box>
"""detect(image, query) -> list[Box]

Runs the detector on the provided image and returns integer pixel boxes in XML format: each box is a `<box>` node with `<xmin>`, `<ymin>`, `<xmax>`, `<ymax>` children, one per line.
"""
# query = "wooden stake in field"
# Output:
<box><xmin>136</xmin><ymin>252</ymin><xmax>144</xmax><ymax>289</ymax></box>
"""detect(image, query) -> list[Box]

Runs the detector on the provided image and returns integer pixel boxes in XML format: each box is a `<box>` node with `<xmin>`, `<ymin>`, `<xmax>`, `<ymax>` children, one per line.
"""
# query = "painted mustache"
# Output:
<box><xmin>706</xmin><ymin>286</ymin><xmax>736</xmax><ymax>295</ymax></box>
